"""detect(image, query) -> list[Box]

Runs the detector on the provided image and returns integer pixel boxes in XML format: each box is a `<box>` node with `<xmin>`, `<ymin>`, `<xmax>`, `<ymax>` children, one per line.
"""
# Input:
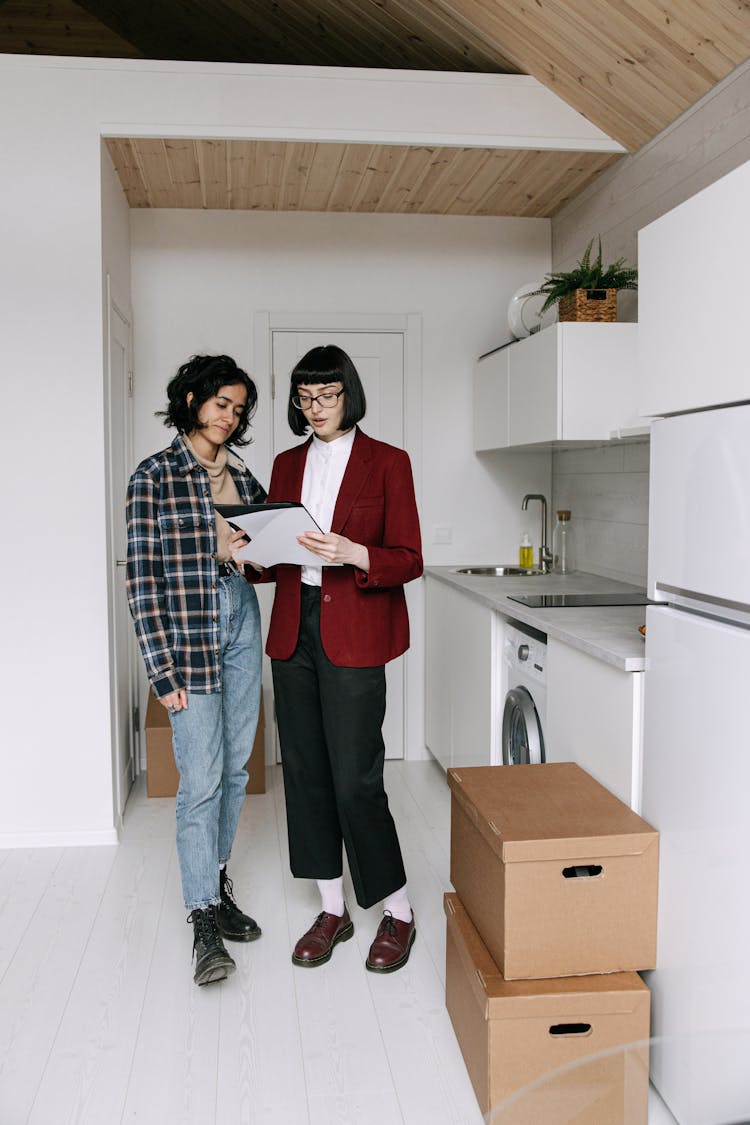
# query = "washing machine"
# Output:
<box><xmin>501</xmin><ymin>622</ymin><xmax>547</xmax><ymax>765</ymax></box>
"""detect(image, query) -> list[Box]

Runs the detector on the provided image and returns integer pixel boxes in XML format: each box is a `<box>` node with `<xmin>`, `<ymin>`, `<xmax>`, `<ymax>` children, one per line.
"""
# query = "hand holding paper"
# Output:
<box><xmin>216</xmin><ymin>503</ymin><xmax>343</xmax><ymax>569</ymax></box>
<box><xmin>296</xmin><ymin>531</ymin><xmax>370</xmax><ymax>571</ymax></box>
<box><xmin>227</xmin><ymin>527</ymin><xmax>260</xmax><ymax>570</ymax></box>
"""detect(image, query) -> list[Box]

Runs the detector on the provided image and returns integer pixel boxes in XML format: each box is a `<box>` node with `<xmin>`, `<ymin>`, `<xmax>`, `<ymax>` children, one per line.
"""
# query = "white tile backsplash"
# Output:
<box><xmin>622</xmin><ymin>440</ymin><xmax>650</xmax><ymax>473</ymax></box>
<box><xmin>552</xmin><ymin>439</ymin><xmax>650</xmax><ymax>586</ymax></box>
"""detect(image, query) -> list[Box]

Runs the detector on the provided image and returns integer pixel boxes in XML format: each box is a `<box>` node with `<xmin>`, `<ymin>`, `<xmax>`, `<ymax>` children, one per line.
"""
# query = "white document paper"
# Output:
<box><xmin>216</xmin><ymin>503</ymin><xmax>340</xmax><ymax>568</ymax></box>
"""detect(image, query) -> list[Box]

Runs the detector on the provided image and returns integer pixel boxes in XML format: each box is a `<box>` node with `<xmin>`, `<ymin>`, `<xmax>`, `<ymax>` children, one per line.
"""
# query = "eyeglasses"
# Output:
<box><xmin>292</xmin><ymin>390</ymin><xmax>345</xmax><ymax>411</ymax></box>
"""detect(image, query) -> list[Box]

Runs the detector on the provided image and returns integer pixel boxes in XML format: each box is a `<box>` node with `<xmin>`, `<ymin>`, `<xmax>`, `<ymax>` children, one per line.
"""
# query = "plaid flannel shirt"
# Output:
<box><xmin>126</xmin><ymin>433</ymin><xmax>266</xmax><ymax>698</ymax></box>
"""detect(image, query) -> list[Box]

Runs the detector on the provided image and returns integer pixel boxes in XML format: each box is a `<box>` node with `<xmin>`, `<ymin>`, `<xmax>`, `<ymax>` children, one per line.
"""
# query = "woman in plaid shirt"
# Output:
<box><xmin>126</xmin><ymin>354</ymin><xmax>266</xmax><ymax>987</ymax></box>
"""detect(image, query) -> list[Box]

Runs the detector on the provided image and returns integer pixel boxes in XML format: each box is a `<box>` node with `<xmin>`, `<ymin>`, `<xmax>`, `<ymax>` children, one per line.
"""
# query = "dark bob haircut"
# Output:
<box><xmin>287</xmin><ymin>345</ymin><xmax>367</xmax><ymax>437</ymax></box>
<box><xmin>158</xmin><ymin>354</ymin><xmax>258</xmax><ymax>446</ymax></box>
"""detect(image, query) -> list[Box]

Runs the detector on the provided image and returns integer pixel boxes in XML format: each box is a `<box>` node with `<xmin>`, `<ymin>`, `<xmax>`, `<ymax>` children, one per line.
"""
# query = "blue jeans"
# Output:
<box><xmin>169</xmin><ymin>574</ymin><xmax>262</xmax><ymax>910</ymax></box>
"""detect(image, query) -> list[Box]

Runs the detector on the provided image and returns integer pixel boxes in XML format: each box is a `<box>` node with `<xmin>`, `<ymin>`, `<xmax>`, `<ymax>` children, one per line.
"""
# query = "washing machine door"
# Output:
<box><xmin>502</xmin><ymin>687</ymin><xmax>545</xmax><ymax>765</ymax></box>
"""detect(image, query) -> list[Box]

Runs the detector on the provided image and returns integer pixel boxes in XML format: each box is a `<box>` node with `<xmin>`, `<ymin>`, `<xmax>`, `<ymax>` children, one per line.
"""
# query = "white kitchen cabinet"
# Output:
<box><xmin>639</xmin><ymin>159</ymin><xmax>750</xmax><ymax>416</ymax></box>
<box><xmin>425</xmin><ymin>576</ymin><xmax>500</xmax><ymax>770</ymax></box>
<box><xmin>474</xmin><ymin>323</ymin><xmax>640</xmax><ymax>451</ymax></box>
<box><xmin>545</xmin><ymin>637</ymin><xmax>643</xmax><ymax>811</ymax></box>
<box><xmin>473</xmin><ymin>345</ymin><xmax>509</xmax><ymax>450</ymax></box>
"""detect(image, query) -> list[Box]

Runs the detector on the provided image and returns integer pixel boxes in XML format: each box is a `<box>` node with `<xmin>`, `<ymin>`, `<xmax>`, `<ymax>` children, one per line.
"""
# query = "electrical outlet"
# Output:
<box><xmin>433</xmin><ymin>526</ymin><xmax>453</xmax><ymax>545</ymax></box>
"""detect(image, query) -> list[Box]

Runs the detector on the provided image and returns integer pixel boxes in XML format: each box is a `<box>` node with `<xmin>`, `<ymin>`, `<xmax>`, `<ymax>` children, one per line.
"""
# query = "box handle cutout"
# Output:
<box><xmin>549</xmin><ymin>1022</ymin><xmax>592</xmax><ymax>1037</ymax></box>
<box><xmin>562</xmin><ymin>864</ymin><xmax>603</xmax><ymax>879</ymax></box>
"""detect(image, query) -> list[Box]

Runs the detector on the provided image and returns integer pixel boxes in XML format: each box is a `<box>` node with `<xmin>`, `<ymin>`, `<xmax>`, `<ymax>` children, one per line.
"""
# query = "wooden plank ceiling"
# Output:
<box><xmin>4</xmin><ymin>0</ymin><xmax>750</xmax><ymax>216</ymax></box>
<box><xmin>104</xmin><ymin>138</ymin><xmax>618</xmax><ymax>217</ymax></box>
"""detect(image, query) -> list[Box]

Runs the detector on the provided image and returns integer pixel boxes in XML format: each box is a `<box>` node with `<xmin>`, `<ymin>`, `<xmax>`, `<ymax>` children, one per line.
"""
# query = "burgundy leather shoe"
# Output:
<box><xmin>365</xmin><ymin>910</ymin><xmax>416</xmax><ymax>973</ymax></box>
<box><xmin>292</xmin><ymin>908</ymin><xmax>354</xmax><ymax>967</ymax></box>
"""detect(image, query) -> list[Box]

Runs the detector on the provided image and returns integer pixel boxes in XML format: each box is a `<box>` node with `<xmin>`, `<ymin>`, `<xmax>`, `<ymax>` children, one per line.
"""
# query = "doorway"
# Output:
<box><xmin>254</xmin><ymin>312</ymin><xmax>423</xmax><ymax>762</ymax></box>
<box><xmin>105</xmin><ymin>279</ymin><xmax>138</xmax><ymax>826</ymax></box>
<box><xmin>273</xmin><ymin>329</ymin><xmax>405</xmax><ymax>758</ymax></box>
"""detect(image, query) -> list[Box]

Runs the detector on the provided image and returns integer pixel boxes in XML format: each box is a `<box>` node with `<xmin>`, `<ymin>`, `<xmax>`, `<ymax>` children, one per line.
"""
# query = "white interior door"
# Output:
<box><xmin>106</xmin><ymin>288</ymin><xmax>137</xmax><ymax>822</ymax></box>
<box><xmin>271</xmin><ymin>330</ymin><xmax>406</xmax><ymax>758</ymax></box>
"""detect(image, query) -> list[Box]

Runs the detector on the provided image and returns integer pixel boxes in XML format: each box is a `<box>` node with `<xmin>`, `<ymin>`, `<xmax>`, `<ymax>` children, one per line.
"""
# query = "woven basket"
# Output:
<box><xmin>558</xmin><ymin>288</ymin><xmax>618</xmax><ymax>323</ymax></box>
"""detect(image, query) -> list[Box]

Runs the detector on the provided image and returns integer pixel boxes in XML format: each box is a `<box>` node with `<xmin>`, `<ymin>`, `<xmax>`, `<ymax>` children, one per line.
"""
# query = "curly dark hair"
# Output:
<box><xmin>158</xmin><ymin>354</ymin><xmax>258</xmax><ymax>446</ymax></box>
<box><xmin>286</xmin><ymin>345</ymin><xmax>367</xmax><ymax>437</ymax></box>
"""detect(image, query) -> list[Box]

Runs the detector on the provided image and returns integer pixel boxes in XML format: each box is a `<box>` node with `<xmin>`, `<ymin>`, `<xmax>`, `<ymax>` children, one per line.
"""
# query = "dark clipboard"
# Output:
<box><xmin>215</xmin><ymin>501</ymin><xmax>323</xmax><ymax>533</ymax></box>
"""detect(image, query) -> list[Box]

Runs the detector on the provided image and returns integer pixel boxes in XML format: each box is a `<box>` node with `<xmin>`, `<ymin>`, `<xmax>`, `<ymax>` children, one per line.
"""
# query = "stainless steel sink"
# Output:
<box><xmin>453</xmin><ymin>565</ymin><xmax>543</xmax><ymax>577</ymax></box>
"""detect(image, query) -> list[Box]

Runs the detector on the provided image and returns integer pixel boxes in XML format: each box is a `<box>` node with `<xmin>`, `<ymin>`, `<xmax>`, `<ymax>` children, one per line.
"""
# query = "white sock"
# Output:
<box><xmin>383</xmin><ymin>883</ymin><xmax>412</xmax><ymax>924</ymax></box>
<box><xmin>317</xmin><ymin>877</ymin><xmax>345</xmax><ymax>917</ymax></box>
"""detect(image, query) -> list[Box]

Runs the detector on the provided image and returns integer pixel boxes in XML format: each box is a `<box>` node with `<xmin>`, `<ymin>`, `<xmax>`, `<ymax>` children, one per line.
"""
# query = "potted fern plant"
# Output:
<box><xmin>526</xmin><ymin>237</ymin><xmax>637</xmax><ymax>323</ymax></box>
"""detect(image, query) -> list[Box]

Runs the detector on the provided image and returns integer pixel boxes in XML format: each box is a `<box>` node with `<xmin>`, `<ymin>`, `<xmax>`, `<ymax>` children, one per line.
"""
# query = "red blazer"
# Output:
<box><xmin>262</xmin><ymin>428</ymin><xmax>423</xmax><ymax>667</ymax></box>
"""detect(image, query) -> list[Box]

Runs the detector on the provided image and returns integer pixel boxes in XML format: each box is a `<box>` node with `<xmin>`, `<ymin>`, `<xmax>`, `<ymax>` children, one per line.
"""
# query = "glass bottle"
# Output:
<box><xmin>552</xmin><ymin>510</ymin><xmax>575</xmax><ymax>575</ymax></box>
<box><xmin>519</xmin><ymin>531</ymin><xmax>534</xmax><ymax>569</ymax></box>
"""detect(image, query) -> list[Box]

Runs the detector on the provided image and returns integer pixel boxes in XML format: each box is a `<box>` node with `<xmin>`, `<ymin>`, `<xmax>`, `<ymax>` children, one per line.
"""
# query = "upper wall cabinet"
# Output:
<box><xmin>474</xmin><ymin>323</ymin><xmax>640</xmax><ymax>451</ymax></box>
<box><xmin>639</xmin><ymin>160</ymin><xmax>750</xmax><ymax>417</ymax></box>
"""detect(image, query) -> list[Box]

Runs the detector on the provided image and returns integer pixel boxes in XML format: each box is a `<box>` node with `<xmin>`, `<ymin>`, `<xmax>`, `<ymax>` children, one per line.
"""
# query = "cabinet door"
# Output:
<box><xmin>508</xmin><ymin>326</ymin><xmax>559</xmax><ymax>445</ymax></box>
<box><xmin>449</xmin><ymin>594</ymin><xmax>496</xmax><ymax>769</ymax></box>
<box><xmin>425</xmin><ymin>579</ymin><xmax>496</xmax><ymax>770</ymax></box>
<box><xmin>559</xmin><ymin>324</ymin><xmax>640</xmax><ymax>439</ymax></box>
<box><xmin>546</xmin><ymin>638</ymin><xmax>643</xmax><ymax>811</ymax></box>
<box><xmin>474</xmin><ymin>348</ymin><xmax>509</xmax><ymax>451</ymax></box>
<box><xmin>639</xmin><ymin>160</ymin><xmax>750</xmax><ymax>416</ymax></box>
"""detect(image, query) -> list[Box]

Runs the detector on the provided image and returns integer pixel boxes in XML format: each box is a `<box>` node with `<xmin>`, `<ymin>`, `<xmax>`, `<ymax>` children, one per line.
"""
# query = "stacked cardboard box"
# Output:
<box><xmin>145</xmin><ymin>688</ymin><xmax>266</xmax><ymax>797</ymax></box>
<box><xmin>445</xmin><ymin>762</ymin><xmax>658</xmax><ymax>1122</ymax></box>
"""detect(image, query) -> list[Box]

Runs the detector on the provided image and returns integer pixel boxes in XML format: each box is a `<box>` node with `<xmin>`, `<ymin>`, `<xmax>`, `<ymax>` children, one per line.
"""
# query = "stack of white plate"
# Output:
<box><xmin>507</xmin><ymin>280</ymin><xmax>557</xmax><ymax>340</ymax></box>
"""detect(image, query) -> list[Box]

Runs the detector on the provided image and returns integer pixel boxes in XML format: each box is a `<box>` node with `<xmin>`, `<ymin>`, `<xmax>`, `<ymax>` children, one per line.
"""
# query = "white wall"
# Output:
<box><xmin>0</xmin><ymin>54</ymin><xmax>557</xmax><ymax>842</ymax></box>
<box><xmin>130</xmin><ymin>208</ymin><xmax>552</xmax><ymax>759</ymax></box>
<box><xmin>0</xmin><ymin>67</ymin><xmax>115</xmax><ymax>846</ymax></box>
<box><xmin>551</xmin><ymin>441</ymin><xmax>649</xmax><ymax>586</ymax></box>
<box><xmin>101</xmin><ymin>147</ymin><xmax>132</xmax><ymax>303</ymax></box>
<box><xmin>131</xmin><ymin>208</ymin><xmax>550</xmax><ymax>560</ymax></box>
<box><xmin>551</xmin><ymin>59</ymin><xmax>750</xmax><ymax>316</ymax></box>
<box><xmin>547</xmin><ymin>58</ymin><xmax>750</xmax><ymax>587</ymax></box>
<box><xmin>101</xmin><ymin>144</ymin><xmax>133</xmax><ymax>820</ymax></box>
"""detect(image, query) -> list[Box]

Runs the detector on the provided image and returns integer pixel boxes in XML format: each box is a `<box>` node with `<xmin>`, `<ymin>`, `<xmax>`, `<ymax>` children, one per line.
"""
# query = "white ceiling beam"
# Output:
<box><xmin>3</xmin><ymin>55</ymin><xmax>625</xmax><ymax>152</ymax></box>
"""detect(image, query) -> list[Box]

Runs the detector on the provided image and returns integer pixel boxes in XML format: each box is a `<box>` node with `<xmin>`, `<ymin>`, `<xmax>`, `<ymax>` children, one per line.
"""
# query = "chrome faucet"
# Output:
<box><xmin>521</xmin><ymin>494</ymin><xmax>552</xmax><ymax>573</ymax></box>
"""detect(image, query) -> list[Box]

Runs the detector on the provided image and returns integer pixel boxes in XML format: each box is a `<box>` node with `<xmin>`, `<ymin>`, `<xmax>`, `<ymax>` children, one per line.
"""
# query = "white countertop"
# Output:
<box><xmin>425</xmin><ymin>567</ymin><xmax>647</xmax><ymax>672</ymax></box>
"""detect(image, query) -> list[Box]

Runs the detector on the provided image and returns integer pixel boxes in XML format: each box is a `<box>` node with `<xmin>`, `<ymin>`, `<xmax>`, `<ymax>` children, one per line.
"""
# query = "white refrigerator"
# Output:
<box><xmin>642</xmin><ymin>403</ymin><xmax>750</xmax><ymax>1123</ymax></box>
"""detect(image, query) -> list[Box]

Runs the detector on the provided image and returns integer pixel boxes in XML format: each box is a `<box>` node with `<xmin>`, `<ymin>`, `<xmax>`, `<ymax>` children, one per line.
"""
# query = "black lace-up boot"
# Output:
<box><xmin>187</xmin><ymin>905</ymin><xmax>237</xmax><ymax>985</ymax></box>
<box><xmin>217</xmin><ymin>868</ymin><xmax>262</xmax><ymax>943</ymax></box>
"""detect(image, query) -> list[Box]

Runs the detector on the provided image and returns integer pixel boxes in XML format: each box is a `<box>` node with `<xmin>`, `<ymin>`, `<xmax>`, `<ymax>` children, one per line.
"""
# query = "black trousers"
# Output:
<box><xmin>271</xmin><ymin>585</ymin><xmax>407</xmax><ymax>909</ymax></box>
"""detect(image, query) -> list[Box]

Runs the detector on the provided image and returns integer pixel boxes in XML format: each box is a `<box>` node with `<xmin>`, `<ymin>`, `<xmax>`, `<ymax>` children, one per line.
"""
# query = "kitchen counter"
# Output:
<box><xmin>425</xmin><ymin>567</ymin><xmax>647</xmax><ymax>671</ymax></box>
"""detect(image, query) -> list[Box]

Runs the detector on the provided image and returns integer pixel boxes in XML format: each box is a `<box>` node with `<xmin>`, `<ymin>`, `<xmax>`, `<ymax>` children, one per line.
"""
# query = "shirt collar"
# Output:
<box><xmin>310</xmin><ymin>427</ymin><xmax>356</xmax><ymax>460</ymax></box>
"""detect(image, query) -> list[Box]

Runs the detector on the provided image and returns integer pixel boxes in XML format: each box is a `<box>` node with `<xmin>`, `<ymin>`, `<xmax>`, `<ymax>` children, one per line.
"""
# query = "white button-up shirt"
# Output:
<box><xmin>300</xmin><ymin>428</ymin><xmax>356</xmax><ymax>586</ymax></box>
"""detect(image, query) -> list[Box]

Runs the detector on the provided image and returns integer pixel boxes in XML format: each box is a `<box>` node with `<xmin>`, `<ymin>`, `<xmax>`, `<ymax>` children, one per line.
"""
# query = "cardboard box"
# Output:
<box><xmin>448</xmin><ymin>763</ymin><xmax>658</xmax><ymax>979</ymax></box>
<box><xmin>145</xmin><ymin>689</ymin><xmax>266</xmax><ymax>797</ymax></box>
<box><xmin>444</xmin><ymin>893</ymin><xmax>650</xmax><ymax>1122</ymax></box>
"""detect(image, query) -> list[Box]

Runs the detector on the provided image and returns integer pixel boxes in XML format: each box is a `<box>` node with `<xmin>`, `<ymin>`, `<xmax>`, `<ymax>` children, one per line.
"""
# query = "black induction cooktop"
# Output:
<box><xmin>507</xmin><ymin>591</ymin><xmax>652</xmax><ymax>608</ymax></box>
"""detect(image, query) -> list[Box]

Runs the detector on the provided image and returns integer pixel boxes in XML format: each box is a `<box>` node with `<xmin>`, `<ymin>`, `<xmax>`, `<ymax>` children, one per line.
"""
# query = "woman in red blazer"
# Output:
<box><xmin>262</xmin><ymin>345</ymin><xmax>422</xmax><ymax>973</ymax></box>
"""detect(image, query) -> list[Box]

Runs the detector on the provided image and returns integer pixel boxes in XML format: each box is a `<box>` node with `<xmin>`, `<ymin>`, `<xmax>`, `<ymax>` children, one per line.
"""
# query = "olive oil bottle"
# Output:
<box><xmin>519</xmin><ymin>531</ymin><xmax>534</xmax><ymax>569</ymax></box>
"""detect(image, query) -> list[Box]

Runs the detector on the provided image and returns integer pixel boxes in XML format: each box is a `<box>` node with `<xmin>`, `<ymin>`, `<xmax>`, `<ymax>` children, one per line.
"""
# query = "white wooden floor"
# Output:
<box><xmin>0</xmin><ymin>759</ymin><xmax>677</xmax><ymax>1125</ymax></box>
<box><xmin>0</xmin><ymin>760</ymin><xmax>486</xmax><ymax>1125</ymax></box>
